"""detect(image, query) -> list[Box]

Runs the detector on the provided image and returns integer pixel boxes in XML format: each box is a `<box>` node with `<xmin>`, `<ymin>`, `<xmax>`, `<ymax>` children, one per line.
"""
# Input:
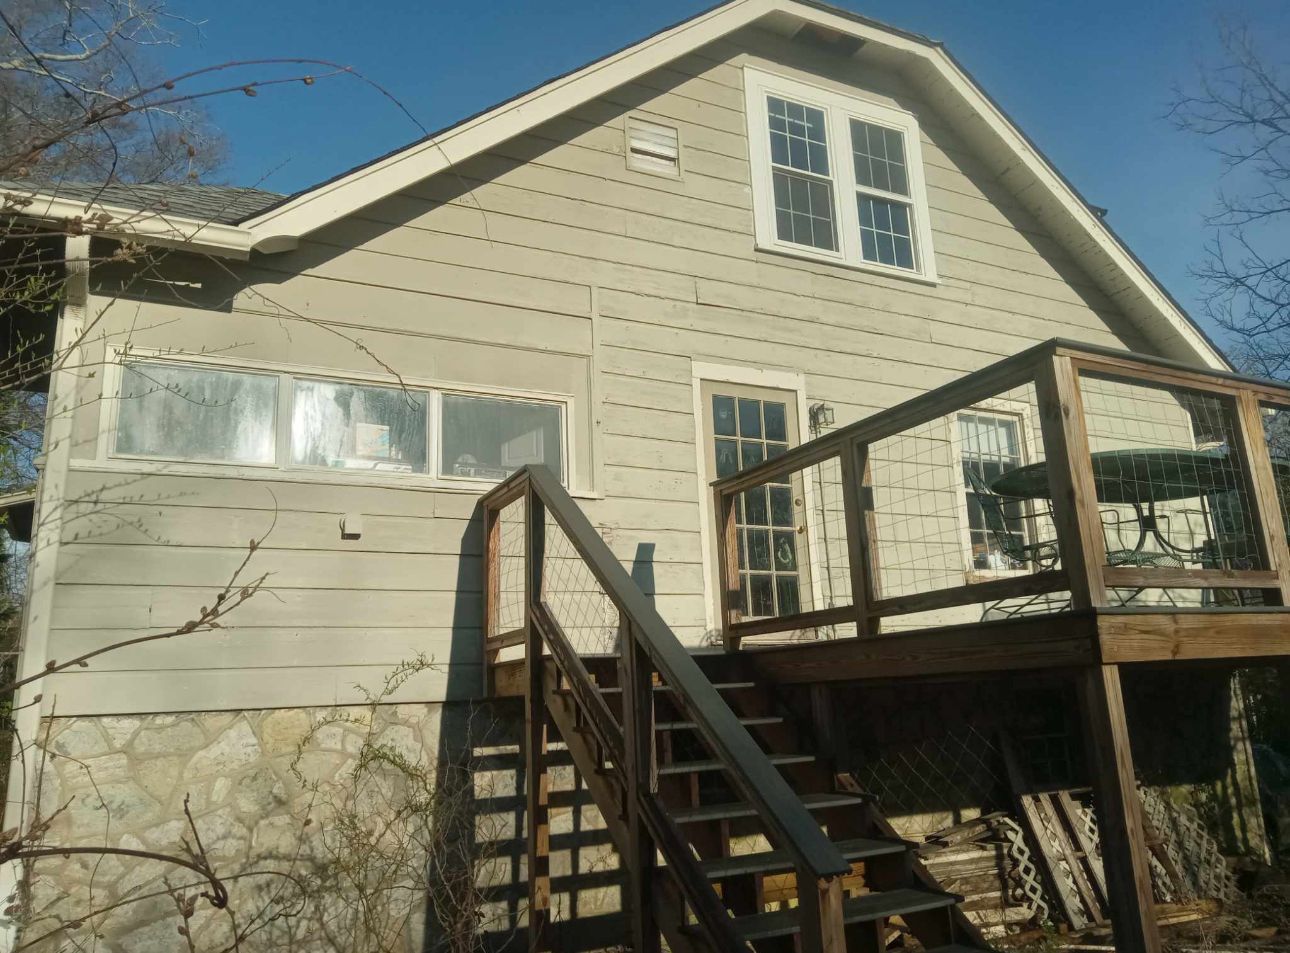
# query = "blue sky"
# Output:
<box><xmin>161</xmin><ymin>0</ymin><xmax>1290</xmax><ymax>345</ymax></box>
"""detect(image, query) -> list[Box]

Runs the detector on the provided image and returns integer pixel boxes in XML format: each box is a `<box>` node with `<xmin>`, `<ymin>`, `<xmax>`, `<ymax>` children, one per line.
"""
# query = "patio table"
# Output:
<box><xmin>989</xmin><ymin>448</ymin><xmax>1246</xmax><ymax>505</ymax></box>
<box><xmin>990</xmin><ymin>447</ymin><xmax>1286</xmax><ymax>564</ymax></box>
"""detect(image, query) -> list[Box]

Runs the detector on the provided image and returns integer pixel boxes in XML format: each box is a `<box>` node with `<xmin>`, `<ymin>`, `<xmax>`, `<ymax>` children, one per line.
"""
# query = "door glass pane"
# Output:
<box><xmin>769</xmin><ymin>486</ymin><xmax>794</xmax><ymax>527</ymax></box>
<box><xmin>714</xmin><ymin>438</ymin><xmax>739</xmax><ymax>477</ymax></box>
<box><xmin>764</xmin><ymin>403</ymin><xmax>787</xmax><ymax>442</ymax></box>
<box><xmin>712</xmin><ymin>396</ymin><xmax>737</xmax><ymax>436</ymax></box>
<box><xmin>441</xmin><ymin>395</ymin><xmax>563</xmax><ymax>482</ymax></box>
<box><xmin>116</xmin><ymin>362</ymin><xmax>277</xmax><ymax>464</ymax></box>
<box><xmin>292</xmin><ymin>379</ymin><xmax>427</xmax><ymax>473</ymax></box>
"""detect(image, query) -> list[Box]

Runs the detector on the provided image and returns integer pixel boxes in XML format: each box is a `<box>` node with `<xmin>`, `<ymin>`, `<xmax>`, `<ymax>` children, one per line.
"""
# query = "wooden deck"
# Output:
<box><xmin>482</xmin><ymin>342</ymin><xmax>1290</xmax><ymax>953</ymax></box>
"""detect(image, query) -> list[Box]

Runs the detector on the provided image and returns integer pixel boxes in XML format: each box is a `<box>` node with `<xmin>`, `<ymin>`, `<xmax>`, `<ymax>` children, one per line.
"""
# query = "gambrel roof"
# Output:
<box><xmin>8</xmin><ymin>0</ymin><xmax>1229</xmax><ymax>369</ymax></box>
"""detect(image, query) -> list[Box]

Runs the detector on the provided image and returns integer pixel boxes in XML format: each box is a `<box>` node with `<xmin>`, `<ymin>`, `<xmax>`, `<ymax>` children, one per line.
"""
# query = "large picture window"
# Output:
<box><xmin>744</xmin><ymin>67</ymin><xmax>937</xmax><ymax>280</ymax></box>
<box><xmin>115</xmin><ymin>362</ymin><xmax>278</xmax><ymax>464</ymax></box>
<box><xmin>292</xmin><ymin>379</ymin><xmax>427</xmax><ymax>473</ymax></box>
<box><xmin>441</xmin><ymin>395</ymin><xmax>563</xmax><ymax>482</ymax></box>
<box><xmin>111</xmin><ymin>357</ymin><xmax>569</xmax><ymax>485</ymax></box>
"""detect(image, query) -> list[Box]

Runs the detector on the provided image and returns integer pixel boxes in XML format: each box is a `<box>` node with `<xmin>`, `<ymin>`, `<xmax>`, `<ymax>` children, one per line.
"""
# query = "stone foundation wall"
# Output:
<box><xmin>27</xmin><ymin>704</ymin><xmax>490</xmax><ymax>952</ymax></box>
<box><xmin>24</xmin><ymin>702</ymin><xmax>625</xmax><ymax>953</ymax></box>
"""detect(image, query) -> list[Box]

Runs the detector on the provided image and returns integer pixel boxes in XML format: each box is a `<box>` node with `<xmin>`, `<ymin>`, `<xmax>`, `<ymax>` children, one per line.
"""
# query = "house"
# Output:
<box><xmin>3</xmin><ymin>1</ymin><xmax>1285</xmax><ymax>951</ymax></box>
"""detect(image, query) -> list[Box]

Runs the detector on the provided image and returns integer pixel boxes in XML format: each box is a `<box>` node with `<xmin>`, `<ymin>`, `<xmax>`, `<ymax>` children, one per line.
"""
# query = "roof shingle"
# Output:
<box><xmin>1</xmin><ymin>180</ymin><xmax>283</xmax><ymax>224</ymax></box>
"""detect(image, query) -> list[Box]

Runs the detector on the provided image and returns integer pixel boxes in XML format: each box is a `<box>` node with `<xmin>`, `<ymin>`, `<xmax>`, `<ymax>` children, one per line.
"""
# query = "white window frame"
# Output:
<box><xmin>435</xmin><ymin>389</ymin><xmax>568</xmax><ymax>486</ymax></box>
<box><xmin>109</xmin><ymin>358</ymin><xmax>284</xmax><ymax>470</ymax></box>
<box><xmin>97</xmin><ymin>347</ymin><xmax>575</xmax><ymax>492</ymax></box>
<box><xmin>950</xmin><ymin>401</ymin><xmax>1037</xmax><ymax>582</ymax></box>
<box><xmin>743</xmin><ymin>67</ymin><xmax>938</xmax><ymax>283</ymax></box>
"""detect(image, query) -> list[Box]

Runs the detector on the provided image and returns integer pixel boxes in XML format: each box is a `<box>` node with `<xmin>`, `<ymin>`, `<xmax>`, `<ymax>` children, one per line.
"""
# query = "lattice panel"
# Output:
<box><xmin>856</xmin><ymin>726</ymin><xmax>1002</xmax><ymax>816</ymax></box>
<box><xmin>1138</xmin><ymin>785</ymin><xmax>1240</xmax><ymax>904</ymax></box>
<box><xmin>999</xmin><ymin>816</ymin><xmax>1049</xmax><ymax>925</ymax></box>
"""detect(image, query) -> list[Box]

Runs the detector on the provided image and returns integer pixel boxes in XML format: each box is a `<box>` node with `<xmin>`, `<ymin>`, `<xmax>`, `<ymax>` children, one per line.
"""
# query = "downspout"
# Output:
<box><xmin>0</xmin><ymin>233</ymin><xmax>90</xmax><ymax>946</ymax></box>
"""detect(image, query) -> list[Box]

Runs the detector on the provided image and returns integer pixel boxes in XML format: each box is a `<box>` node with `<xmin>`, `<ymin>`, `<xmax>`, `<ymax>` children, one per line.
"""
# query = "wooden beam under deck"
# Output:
<box><xmin>490</xmin><ymin>609</ymin><xmax>1290</xmax><ymax>696</ymax></box>
<box><xmin>1097</xmin><ymin>608</ymin><xmax>1290</xmax><ymax>665</ymax></box>
<box><xmin>743</xmin><ymin>609</ymin><xmax>1290</xmax><ymax>684</ymax></box>
<box><xmin>743</xmin><ymin>612</ymin><xmax>1101</xmax><ymax>684</ymax></box>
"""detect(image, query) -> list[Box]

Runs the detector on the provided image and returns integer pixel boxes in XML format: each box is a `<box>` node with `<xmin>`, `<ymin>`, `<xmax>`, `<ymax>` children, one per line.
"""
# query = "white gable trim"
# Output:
<box><xmin>239</xmin><ymin>0</ymin><xmax>1225</xmax><ymax>371</ymax></box>
<box><xmin>243</xmin><ymin>0</ymin><xmax>773</xmax><ymax>240</ymax></box>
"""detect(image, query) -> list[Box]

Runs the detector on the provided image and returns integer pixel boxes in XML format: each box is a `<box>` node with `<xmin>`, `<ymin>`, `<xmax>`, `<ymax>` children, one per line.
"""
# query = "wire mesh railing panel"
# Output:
<box><xmin>541</xmin><ymin>508</ymin><xmax>621</xmax><ymax>655</ymax></box>
<box><xmin>868</xmin><ymin>419</ymin><xmax>965</xmax><ymax>602</ymax></box>
<box><xmin>488</xmin><ymin>496</ymin><xmax>527</xmax><ymax>653</ymax></box>
<box><xmin>1080</xmin><ymin>374</ymin><xmax>1266</xmax><ymax>605</ymax></box>
<box><xmin>1260</xmin><ymin>401</ymin><xmax>1290</xmax><ymax>552</ymax></box>
<box><xmin>867</xmin><ymin>382</ymin><xmax>1061</xmax><ymax>624</ymax></box>
<box><xmin>724</xmin><ymin>452</ymin><xmax>856</xmax><ymax>641</ymax></box>
<box><xmin>805</xmin><ymin>453</ymin><xmax>853</xmax><ymax>613</ymax></box>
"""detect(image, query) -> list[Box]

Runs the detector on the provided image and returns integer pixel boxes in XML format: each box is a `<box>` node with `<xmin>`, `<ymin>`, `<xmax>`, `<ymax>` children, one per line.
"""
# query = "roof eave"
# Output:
<box><xmin>4</xmin><ymin>191</ymin><xmax>272</xmax><ymax>259</ymax></box>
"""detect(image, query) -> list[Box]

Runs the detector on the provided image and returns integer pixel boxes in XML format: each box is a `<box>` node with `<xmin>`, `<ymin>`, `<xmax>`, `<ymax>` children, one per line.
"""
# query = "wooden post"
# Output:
<box><xmin>1232</xmin><ymin>391</ymin><xmax>1290</xmax><ymax>604</ymax></box>
<box><xmin>1078</xmin><ymin>665</ymin><xmax>1161</xmax><ymax>953</ymax></box>
<box><xmin>840</xmin><ymin>439</ymin><xmax>879</xmax><ymax>636</ymax></box>
<box><xmin>714</xmin><ymin>487</ymin><xmax>742</xmax><ymax>650</ymax></box>
<box><xmin>619</xmin><ymin>616</ymin><xmax>660</xmax><ymax>953</ymax></box>
<box><xmin>524</xmin><ymin>485</ymin><xmax>551</xmax><ymax>950</ymax></box>
<box><xmin>1036</xmin><ymin>354</ymin><xmax>1108</xmax><ymax>609</ymax></box>
<box><xmin>797</xmin><ymin>872</ymin><xmax>848</xmax><ymax>953</ymax></box>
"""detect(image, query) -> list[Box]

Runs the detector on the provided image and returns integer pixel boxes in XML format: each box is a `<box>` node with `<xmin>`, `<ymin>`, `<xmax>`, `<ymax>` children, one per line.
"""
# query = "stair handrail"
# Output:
<box><xmin>484</xmin><ymin>465</ymin><xmax>854</xmax><ymax>888</ymax></box>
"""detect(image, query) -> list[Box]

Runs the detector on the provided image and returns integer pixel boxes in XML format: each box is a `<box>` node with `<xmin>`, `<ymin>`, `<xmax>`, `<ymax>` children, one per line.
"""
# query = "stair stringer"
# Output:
<box><xmin>542</xmin><ymin>667</ymin><xmax>746</xmax><ymax>953</ymax></box>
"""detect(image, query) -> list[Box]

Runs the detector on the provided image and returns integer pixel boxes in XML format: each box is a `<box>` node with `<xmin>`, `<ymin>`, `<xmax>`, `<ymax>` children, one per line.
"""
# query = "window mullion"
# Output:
<box><xmin>832</xmin><ymin>110</ymin><xmax>860</xmax><ymax>265</ymax></box>
<box><xmin>277</xmin><ymin>372</ymin><xmax>292</xmax><ymax>468</ymax></box>
<box><xmin>429</xmin><ymin>389</ymin><xmax>441</xmax><ymax>479</ymax></box>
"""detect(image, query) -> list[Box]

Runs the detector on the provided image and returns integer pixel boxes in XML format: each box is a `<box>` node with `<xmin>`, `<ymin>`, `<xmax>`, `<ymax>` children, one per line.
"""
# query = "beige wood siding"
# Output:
<box><xmin>42</xmin><ymin>24</ymin><xmax>1169</xmax><ymax>715</ymax></box>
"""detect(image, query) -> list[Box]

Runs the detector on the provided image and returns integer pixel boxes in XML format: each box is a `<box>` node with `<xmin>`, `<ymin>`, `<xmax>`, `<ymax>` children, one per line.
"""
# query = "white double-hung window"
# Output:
<box><xmin>744</xmin><ymin>67</ymin><xmax>937</xmax><ymax>280</ymax></box>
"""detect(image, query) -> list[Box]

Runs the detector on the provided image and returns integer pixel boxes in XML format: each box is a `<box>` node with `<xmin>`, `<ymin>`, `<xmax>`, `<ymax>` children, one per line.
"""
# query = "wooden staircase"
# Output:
<box><xmin>481</xmin><ymin>465</ymin><xmax>993</xmax><ymax>952</ymax></box>
<box><xmin>555</xmin><ymin>654</ymin><xmax>987</xmax><ymax>952</ymax></box>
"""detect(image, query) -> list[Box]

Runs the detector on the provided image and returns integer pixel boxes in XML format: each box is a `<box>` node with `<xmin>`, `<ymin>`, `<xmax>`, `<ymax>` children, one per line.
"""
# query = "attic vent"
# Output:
<box><xmin>626</xmin><ymin>118</ymin><xmax>681</xmax><ymax>177</ymax></box>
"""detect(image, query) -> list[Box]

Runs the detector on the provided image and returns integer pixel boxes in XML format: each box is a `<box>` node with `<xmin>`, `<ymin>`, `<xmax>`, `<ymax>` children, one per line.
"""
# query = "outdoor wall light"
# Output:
<box><xmin>808</xmin><ymin>402</ymin><xmax>835</xmax><ymax>433</ymax></box>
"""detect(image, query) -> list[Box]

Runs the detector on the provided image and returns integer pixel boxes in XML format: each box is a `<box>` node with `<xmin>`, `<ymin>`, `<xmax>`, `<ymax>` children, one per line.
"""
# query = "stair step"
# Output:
<box><xmin>670</xmin><ymin>792</ymin><xmax>867</xmax><ymax>825</ymax></box>
<box><xmin>733</xmin><ymin>887</ymin><xmax>960</xmax><ymax>941</ymax></box>
<box><xmin>592</xmin><ymin>681</ymin><xmax>757</xmax><ymax>695</ymax></box>
<box><xmin>654</xmin><ymin>715</ymin><xmax>783</xmax><ymax>731</ymax></box>
<box><xmin>699</xmin><ymin>836</ymin><xmax>909</xmax><ymax>880</ymax></box>
<box><xmin>658</xmin><ymin>753</ymin><xmax>815</xmax><ymax>776</ymax></box>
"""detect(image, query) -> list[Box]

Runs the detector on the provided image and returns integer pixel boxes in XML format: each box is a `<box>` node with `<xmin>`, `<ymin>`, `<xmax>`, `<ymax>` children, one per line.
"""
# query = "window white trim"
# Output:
<box><xmin>743</xmin><ymin>66</ymin><xmax>938</xmax><ymax>283</ymax></box>
<box><xmin>99</xmin><ymin>347</ymin><xmax>576</xmax><ymax>492</ymax></box>
<box><xmin>690</xmin><ymin>361</ymin><xmax>823</xmax><ymax>635</ymax></box>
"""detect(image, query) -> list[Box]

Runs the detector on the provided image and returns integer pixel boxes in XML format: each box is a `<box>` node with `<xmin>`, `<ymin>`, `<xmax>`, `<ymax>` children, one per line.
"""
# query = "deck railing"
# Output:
<box><xmin>711</xmin><ymin>339</ymin><xmax>1290</xmax><ymax>649</ymax></box>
